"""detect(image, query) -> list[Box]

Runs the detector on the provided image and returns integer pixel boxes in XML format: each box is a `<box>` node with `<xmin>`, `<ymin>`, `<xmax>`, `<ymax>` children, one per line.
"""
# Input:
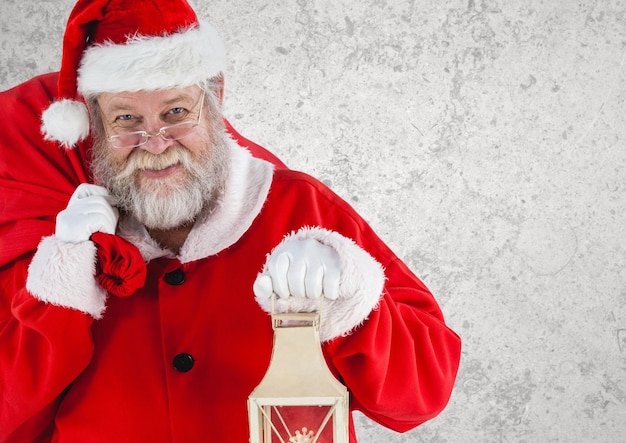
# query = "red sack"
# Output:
<box><xmin>91</xmin><ymin>232</ymin><xmax>147</xmax><ymax>297</ymax></box>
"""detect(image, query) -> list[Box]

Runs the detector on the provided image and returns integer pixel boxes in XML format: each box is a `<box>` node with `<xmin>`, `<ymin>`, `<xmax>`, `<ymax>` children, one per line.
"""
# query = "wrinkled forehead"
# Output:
<box><xmin>97</xmin><ymin>86</ymin><xmax>202</xmax><ymax>114</ymax></box>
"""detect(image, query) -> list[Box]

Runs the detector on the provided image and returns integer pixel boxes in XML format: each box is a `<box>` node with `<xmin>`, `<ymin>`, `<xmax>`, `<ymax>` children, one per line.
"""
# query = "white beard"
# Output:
<box><xmin>92</xmin><ymin>129</ymin><xmax>230</xmax><ymax>230</ymax></box>
<box><xmin>122</xmin><ymin>154</ymin><xmax>207</xmax><ymax>230</ymax></box>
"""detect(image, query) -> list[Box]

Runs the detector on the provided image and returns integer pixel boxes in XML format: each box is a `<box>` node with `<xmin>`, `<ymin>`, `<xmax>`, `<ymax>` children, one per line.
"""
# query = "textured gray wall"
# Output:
<box><xmin>2</xmin><ymin>1</ymin><xmax>625</xmax><ymax>442</ymax></box>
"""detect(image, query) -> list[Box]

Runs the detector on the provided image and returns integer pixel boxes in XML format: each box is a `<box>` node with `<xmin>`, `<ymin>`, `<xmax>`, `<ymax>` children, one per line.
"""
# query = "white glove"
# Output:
<box><xmin>253</xmin><ymin>238</ymin><xmax>341</xmax><ymax>301</ymax></box>
<box><xmin>56</xmin><ymin>183</ymin><xmax>119</xmax><ymax>243</ymax></box>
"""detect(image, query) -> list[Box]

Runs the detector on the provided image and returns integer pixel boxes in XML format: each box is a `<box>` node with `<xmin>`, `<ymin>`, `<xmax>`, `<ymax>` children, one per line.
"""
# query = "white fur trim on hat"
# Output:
<box><xmin>78</xmin><ymin>22</ymin><xmax>226</xmax><ymax>97</ymax></box>
<box><xmin>40</xmin><ymin>99</ymin><xmax>90</xmax><ymax>148</ymax></box>
<box><xmin>256</xmin><ymin>227</ymin><xmax>386</xmax><ymax>342</ymax></box>
<box><xmin>26</xmin><ymin>236</ymin><xmax>107</xmax><ymax>318</ymax></box>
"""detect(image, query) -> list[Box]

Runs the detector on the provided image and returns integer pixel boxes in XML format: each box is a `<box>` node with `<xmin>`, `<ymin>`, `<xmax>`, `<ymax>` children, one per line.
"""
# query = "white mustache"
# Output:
<box><xmin>117</xmin><ymin>147</ymin><xmax>194</xmax><ymax>179</ymax></box>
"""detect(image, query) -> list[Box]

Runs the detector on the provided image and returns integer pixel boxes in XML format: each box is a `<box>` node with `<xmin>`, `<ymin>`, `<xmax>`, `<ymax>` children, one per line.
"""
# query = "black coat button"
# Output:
<box><xmin>164</xmin><ymin>268</ymin><xmax>185</xmax><ymax>285</ymax></box>
<box><xmin>173</xmin><ymin>353</ymin><xmax>194</xmax><ymax>372</ymax></box>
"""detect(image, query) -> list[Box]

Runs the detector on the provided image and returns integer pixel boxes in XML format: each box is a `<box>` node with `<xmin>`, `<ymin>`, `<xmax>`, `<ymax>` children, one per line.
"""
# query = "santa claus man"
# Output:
<box><xmin>0</xmin><ymin>0</ymin><xmax>461</xmax><ymax>441</ymax></box>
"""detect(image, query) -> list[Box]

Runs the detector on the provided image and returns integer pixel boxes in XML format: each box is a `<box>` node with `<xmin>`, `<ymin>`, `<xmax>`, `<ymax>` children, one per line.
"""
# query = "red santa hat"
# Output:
<box><xmin>41</xmin><ymin>0</ymin><xmax>226</xmax><ymax>148</ymax></box>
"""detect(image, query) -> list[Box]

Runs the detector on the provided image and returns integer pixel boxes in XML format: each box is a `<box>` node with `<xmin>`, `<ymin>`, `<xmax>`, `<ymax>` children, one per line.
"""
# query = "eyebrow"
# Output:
<box><xmin>161</xmin><ymin>93</ymin><xmax>197</xmax><ymax>107</ymax></box>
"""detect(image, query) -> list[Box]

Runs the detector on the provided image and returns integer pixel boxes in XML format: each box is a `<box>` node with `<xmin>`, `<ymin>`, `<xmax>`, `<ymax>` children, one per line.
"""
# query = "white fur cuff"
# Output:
<box><xmin>258</xmin><ymin>227</ymin><xmax>386</xmax><ymax>341</ymax></box>
<box><xmin>26</xmin><ymin>236</ymin><xmax>107</xmax><ymax>319</ymax></box>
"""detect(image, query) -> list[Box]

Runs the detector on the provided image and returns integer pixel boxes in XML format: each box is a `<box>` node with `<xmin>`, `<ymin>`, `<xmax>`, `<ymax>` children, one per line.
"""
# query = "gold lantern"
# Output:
<box><xmin>248</xmin><ymin>311</ymin><xmax>349</xmax><ymax>443</ymax></box>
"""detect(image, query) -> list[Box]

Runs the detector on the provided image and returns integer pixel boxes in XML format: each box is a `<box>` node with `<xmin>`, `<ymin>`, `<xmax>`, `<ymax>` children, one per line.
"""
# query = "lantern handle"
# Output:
<box><xmin>270</xmin><ymin>293</ymin><xmax>325</xmax><ymax>330</ymax></box>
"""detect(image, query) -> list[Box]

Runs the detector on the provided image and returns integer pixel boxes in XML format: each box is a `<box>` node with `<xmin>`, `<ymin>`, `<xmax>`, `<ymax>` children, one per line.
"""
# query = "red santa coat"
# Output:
<box><xmin>0</xmin><ymin>75</ymin><xmax>461</xmax><ymax>442</ymax></box>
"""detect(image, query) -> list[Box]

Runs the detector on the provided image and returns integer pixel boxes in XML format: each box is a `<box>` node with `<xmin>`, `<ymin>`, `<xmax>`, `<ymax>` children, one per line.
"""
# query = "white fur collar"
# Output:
<box><xmin>117</xmin><ymin>139</ymin><xmax>274</xmax><ymax>264</ymax></box>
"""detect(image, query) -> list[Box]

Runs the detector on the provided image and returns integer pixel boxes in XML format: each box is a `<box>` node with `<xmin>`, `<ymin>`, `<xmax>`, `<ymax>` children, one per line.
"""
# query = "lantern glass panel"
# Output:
<box><xmin>260</xmin><ymin>405</ymin><xmax>335</xmax><ymax>442</ymax></box>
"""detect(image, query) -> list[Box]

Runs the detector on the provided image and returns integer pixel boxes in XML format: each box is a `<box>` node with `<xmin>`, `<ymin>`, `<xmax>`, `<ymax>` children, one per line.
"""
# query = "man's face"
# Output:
<box><xmin>91</xmin><ymin>85</ymin><xmax>230</xmax><ymax>230</ymax></box>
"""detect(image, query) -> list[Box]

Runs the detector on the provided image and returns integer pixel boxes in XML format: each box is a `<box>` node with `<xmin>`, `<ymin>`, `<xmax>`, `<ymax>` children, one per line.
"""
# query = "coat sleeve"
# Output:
<box><xmin>0</xmin><ymin>256</ymin><xmax>96</xmax><ymax>442</ymax></box>
<box><xmin>323</xmin><ymin>255</ymin><xmax>461</xmax><ymax>432</ymax></box>
<box><xmin>264</xmin><ymin>171</ymin><xmax>462</xmax><ymax>432</ymax></box>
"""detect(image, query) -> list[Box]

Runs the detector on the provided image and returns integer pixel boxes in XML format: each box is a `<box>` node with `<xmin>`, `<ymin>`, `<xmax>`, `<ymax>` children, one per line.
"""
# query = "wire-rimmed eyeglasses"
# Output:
<box><xmin>107</xmin><ymin>91</ymin><xmax>205</xmax><ymax>149</ymax></box>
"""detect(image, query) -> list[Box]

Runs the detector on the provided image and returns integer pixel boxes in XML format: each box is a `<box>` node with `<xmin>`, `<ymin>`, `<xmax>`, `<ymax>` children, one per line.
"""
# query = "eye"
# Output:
<box><xmin>111</xmin><ymin>114</ymin><xmax>140</xmax><ymax>129</ymax></box>
<box><xmin>169</xmin><ymin>107</ymin><xmax>186</xmax><ymax>115</ymax></box>
<box><xmin>164</xmin><ymin>106</ymin><xmax>190</xmax><ymax>123</ymax></box>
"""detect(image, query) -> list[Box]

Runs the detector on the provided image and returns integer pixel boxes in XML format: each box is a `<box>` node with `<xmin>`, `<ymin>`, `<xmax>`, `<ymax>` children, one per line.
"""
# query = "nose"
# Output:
<box><xmin>138</xmin><ymin>131</ymin><xmax>170</xmax><ymax>155</ymax></box>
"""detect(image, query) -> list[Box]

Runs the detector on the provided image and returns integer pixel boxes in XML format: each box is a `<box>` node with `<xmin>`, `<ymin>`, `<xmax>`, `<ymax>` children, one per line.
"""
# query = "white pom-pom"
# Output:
<box><xmin>41</xmin><ymin>99</ymin><xmax>90</xmax><ymax>149</ymax></box>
